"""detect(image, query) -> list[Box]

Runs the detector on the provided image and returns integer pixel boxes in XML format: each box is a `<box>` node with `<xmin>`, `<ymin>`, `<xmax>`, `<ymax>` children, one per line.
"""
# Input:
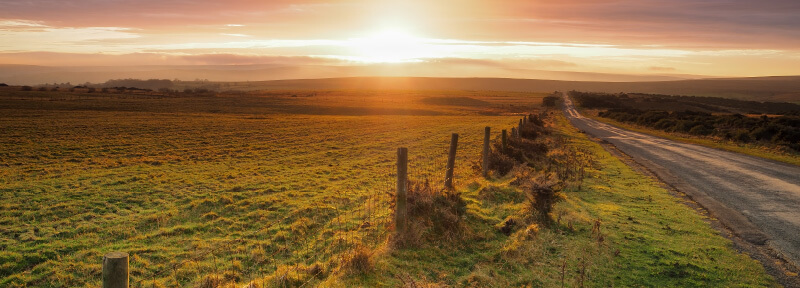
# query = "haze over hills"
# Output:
<box><xmin>2</xmin><ymin>64</ymin><xmax>799</xmax><ymax>103</ymax></box>
<box><xmin>224</xmin><ymin>76</ymin><xmax>800</xmax><ymax>104</ymax></box>
<box><xmin>0</xmin><ymin>63</ymin><xmax>700</xmax><ymax>86</ymax></box>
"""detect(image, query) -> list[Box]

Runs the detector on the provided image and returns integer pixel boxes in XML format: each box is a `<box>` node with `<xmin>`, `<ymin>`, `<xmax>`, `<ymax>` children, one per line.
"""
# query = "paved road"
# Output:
<box><xmin>562</xmin><ymin>93</ymin><xmax>800</xmax><ymax>268</ymax></box>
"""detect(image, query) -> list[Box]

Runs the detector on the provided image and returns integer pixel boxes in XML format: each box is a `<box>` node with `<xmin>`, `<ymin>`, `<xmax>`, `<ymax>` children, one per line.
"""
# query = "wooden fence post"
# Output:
<box><xmin>103</xmin><ymin>252</ymin><xmax>129</xmax><ymax>288</ymax></box>
<box><xmin>518</xmin><ymin>119</ymin><xmax>523</xmax><ymax>137</ymax></box>
<box><xmin>396</xmin><ymin>147</ymin><xmax>408</xmax><ymax>233</ymax></box>
<box><xmin>511</xmin><ymin>127</ymin><xmax>517</xmax><ymax>139</ymax></box>
<box><xmin>445</xmin><ymin>133</ymin><xmax>459</xmax><ymax>190</ymax></box>
<box><xmin>482</xmin><ymin>127</ymin><xmax>490</xmax><ymax>177</ymax></box>
<box><xmin>501</xmin><ymin>130</ymin><xmax>507</xmax><ymax>153</ymax></box>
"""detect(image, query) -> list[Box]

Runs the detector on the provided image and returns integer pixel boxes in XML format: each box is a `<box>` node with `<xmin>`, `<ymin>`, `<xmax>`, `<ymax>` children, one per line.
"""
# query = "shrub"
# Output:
<box><xmin>506</xmin><ymin>137</ymin><xmax>548</xmax><ymax>159</ymax></box>
<box><xmin>590</xmin><ymin>92</ymin><xmax>800</xmax><ymax>152</ymax></box>
<box><xmin>688</xmin><ymin>125</ymin><xmax>713</xmax><ymax>136</ymax></box>
<box><xmin>488</xmin><ymin>149</ymin><xmax>516</xmax><ymax>176</ymax></box>
<box><xmin>542</xmin><ymin>96</ymin><xmax>558</xmax><ymax>107</ymax></box>
<box><xmin>675</xmin><ymin>120</ymin><xmax>698</xmax><ymax>133</ymax></box>
<box><xmin>637</xmin><ymin>111</ymin><xmax>669</xmax><ymax>125</ymax></box>
<box><xmin>654</xmin><ymin>118</ymin><xmax>677</xmax><ymax>130</ymax></box>
<box><xmin>522</xmin><ymin>175</ymin><xmax>563</xmax><ymax>225</ymax></box>
<box><xmin>750</xmin><ymin>126</ymin><xmax>777</xmax><ymax>141</ymax></box>
<box><xmin>519</xmin><ymin>120</ymin><xmax>547</xmax><ymax>140</ymax></box>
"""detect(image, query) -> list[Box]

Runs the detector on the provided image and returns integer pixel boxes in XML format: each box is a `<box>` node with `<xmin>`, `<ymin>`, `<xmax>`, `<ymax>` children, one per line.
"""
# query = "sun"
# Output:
<box><xmin>346</xmin><ymin>28</ymin><xmax>436</xmax><ymax>63</ymax></box>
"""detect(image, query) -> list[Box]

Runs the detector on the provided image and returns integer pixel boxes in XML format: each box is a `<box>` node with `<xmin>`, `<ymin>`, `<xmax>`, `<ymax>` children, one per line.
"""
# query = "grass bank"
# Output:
<box><xmin>344</xmin><ymin>110</ymin><xmax>776</xmax><ymax>287</ymax></box>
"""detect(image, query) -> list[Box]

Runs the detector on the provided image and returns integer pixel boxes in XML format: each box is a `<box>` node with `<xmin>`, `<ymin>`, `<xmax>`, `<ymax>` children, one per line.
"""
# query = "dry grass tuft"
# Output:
<box><xmin>194</xmin><ymin>274</ymin><xmax>222</xmax><ymax>288</ymax></box>
<box><xmin>393</xmin><ymin>180</ymin><xmax>467</xmax><ymax>247</ymax></box>
<box><xmin>260</xmin><ymin>264</ymin><xmax>307</xmax><ymax>287</ymax></box>
<box><xmin>343</xmin><ymin>246</ymin><xmax>373</xmax><ymax>275</ymax></box>
<box><xmin>524</xmin><ymin>223</ymin><xmax>540</xmax><ymax>239</ymax></box>
<box><xmin>396</xmin><ymin>273</ymin><xmax>448</xmax><ymax>288</ymax></box>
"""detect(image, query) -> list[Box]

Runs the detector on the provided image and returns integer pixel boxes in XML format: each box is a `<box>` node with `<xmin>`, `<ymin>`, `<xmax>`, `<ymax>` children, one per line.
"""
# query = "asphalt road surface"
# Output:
<box><xmin>562</xmin><ymin>93</ymin><xmax>800</xmax><ymax>268</ymax></box>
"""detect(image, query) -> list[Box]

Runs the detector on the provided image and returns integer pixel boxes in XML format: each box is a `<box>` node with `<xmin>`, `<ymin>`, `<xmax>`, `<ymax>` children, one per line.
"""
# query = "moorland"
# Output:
<box><xmin>0</xmin><ymin>85</ymin><xmax>780</xmax><ymax>287</ymax></box>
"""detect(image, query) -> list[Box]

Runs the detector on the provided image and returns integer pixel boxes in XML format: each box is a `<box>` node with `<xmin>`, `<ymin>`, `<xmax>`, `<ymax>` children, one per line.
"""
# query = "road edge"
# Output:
<box><xmin>577</xmin><ymin>126</ymin><xmax>800</xmax><ymax>287</ymax></box>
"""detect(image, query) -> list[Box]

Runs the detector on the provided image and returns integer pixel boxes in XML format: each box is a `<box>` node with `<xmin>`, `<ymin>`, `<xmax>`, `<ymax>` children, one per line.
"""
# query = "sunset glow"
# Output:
<box><xmin>2</xmin><ymin>0</ymin><xmax>800</xmax><ymax>83</ymax></box>
<box><xmin>344</xmin><ymin>29</ymin><xmax>435</xmax><ymax>63</ymax></box>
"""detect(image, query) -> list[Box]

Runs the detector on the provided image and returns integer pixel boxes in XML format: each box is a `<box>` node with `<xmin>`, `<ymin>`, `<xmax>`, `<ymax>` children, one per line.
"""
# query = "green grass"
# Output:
<box><xmin>0</xmin><ymin>90</ymin><xmax>537</xmax><ymax>287</ymax></box>
<box><xmin>340</xmin><ymin>110</ymin><xmax>776</xmax><ymax>287</ymax></box>
<box><xmin>580</xmin><ymin>110</ymin><xmax>800</xmax><ymax>166</ymax></box>
<box><xmin>550</xmin><ymin>113</ymin><xmax>775</xmax><ymax>286</ymax></box>
<box><xmin>0</xmin><ymin>89</ymin><xmax>776</xmax><ymax>287</ymax></box>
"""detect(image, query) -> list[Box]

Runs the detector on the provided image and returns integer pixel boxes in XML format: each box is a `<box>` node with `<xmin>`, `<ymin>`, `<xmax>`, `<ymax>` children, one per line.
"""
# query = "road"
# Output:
<box><xmin>562</xmin><ymin>93</ymin><xmax>800</xmax><ymax>268</ymax></box>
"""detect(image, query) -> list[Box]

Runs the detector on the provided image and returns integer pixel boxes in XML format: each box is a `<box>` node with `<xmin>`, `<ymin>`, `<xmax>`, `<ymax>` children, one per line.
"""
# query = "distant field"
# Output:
<box><xmin>0</xmin><ymin>89</ymin><xmax>538</xmax><ymax>286</ymax></box>
<box><xmin>198</xmin><ymin>76</ymin><xmax>800</xmax><ymax>103</ymax></box>
<box><xmin>0</xmin><ymin>87</ymin><xmax>541</xmax><ymax>116</ymax></box>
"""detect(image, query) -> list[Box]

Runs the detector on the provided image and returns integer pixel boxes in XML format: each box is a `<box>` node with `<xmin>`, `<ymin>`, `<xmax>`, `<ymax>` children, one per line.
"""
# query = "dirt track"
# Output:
<box><xmin>562</xmin><ymin>93</ymin><xmax>800</xmax><ymax>270</ymax></box>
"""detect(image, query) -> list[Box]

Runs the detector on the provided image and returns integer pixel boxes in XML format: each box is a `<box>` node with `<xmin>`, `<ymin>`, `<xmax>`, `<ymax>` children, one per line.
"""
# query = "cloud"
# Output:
<box><xmin>0</xmin><ymin>21</ymin><xmax>139</xmax><ymax>53</ymax></box>
<box><xmin>430</xmin><ymin>57</ymin><xmax>578</xmax><ymax>70</ymax></box>
<box><xmin>1</xmin><ymin>0</ymin><xmax>800</xmax><ymax>77</ymax></box>
<box><xmin>481</xmin><ymin>0</ymin><xmax>800</xmax><ymax>49</ymax></box>
<box><xmin>649</xmin><ymin>66</ymin><xmax>677</xmax><ymax>72</ymax></box>
<box><xmin>0</xmin><ymin>19</ymin><xmax>47</xmax><ymax>29</ymax></box>
<box><xmin>0</xmin><ymin>1</ymin><xmax>352</xmax><ymax>29</ymax></box>
<box><xmin>3</xmin><ymin>0</ymin><xmax>800</xmax><ymax>49</ymax></box>
<box><xmin>179</xmin><ymin>54</ymin><xmax>343</xmax><ymax>65</ymax></box>
<box><xmin>0</xmin><ymin>51</ymin><xmax>347</xmax><ymax>66</ymax></box>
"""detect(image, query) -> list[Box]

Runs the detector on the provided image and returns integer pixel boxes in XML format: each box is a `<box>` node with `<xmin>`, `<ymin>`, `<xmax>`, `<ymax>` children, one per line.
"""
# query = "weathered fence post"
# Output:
<box><xmin>396</xmin><ymin>147</ymin><xmax>408</xmax><ymax>233</ymax></box>
<box><xmin>518</xmin><ymin>119</ymin><xmax>523</xmax><ymax>137</ymax></box>
<box><xmin>501</xmin><ymin>130</ymin><xmax>507</xmax><ymax>153</ymax></box>
<box><xmin>103</xmin><ymin>252</ymin><xmax>129</xmax><ymax>288</ymax></box>
<box><xmin>445</xmin><ymin>133</ymin><xmax>459</xmax><ymax>190</ymax></box>
<box><xmin>482</xmin><ymin>127</ymin><xmax>490</xmax><ymax>177</ymax></box>
<box><xmin>511</xmin><ymin>127</ymin><xmax>516</xmax><ymax>139</ymax></box>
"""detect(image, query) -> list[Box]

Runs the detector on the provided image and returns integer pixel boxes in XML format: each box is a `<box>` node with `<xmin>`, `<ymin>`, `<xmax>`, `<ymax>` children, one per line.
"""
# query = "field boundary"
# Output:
<box><xmin>585</xmin><ymin>131</ymin><xmax>800</xmax><ymax>287</ymax></box>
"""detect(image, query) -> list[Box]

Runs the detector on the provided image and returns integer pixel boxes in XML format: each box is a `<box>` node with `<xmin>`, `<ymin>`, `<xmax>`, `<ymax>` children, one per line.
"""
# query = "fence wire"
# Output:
<box><xmin>105</xmin><ymin>120</ymin><xmax>524</xmax><ymax>287</ymax></box>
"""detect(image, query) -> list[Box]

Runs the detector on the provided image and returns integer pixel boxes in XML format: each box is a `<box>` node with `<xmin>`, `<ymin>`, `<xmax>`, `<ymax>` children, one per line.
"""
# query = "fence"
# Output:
<box><xmin>101</xmin><ymin>116</ymin><xmax>534</xmax><ymax>287</ymax></box>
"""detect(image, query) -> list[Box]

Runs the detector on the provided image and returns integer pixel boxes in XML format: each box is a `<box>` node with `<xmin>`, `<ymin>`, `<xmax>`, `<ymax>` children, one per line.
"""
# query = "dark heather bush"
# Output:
<box><xmin>523</xmin><ymin>176</ymin><xmax>563</xmax><ymax>225</ymax></box>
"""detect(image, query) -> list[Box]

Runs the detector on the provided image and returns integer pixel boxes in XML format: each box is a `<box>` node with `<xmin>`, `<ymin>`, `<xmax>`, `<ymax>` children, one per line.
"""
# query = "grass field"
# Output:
<box><xmin>0</xmin><ymin>89</ymin><xmax>538</xmax><ymax>287</ymax></box>
<box><xmin>0</xmin><ymin>88</ymin><xmax>776</xmax><ymax>287</ymax></box>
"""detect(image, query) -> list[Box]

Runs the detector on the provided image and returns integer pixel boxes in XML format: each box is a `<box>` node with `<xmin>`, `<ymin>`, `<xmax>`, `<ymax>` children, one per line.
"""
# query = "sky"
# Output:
<box><xmin>2</xmin><ymin>0</ymin><xmax>800</xmax><ymax>79</ymax></box>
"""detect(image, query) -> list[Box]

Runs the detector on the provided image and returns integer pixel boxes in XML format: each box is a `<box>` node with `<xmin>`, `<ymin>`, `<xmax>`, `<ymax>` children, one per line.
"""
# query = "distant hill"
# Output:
<box><xmin>1</xmin><ymin>63</ymin><xmax>798</xmax><ymax>103</ymax></box>
<box><xmin>235</xmin><ymin>76</ymin><xmax>800</xmax><ymax>103</ymax></box>
<box><xmin>0</xmin><ymin>63</ymin><xmax>694</xmax><ymax>86</ymax></box>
